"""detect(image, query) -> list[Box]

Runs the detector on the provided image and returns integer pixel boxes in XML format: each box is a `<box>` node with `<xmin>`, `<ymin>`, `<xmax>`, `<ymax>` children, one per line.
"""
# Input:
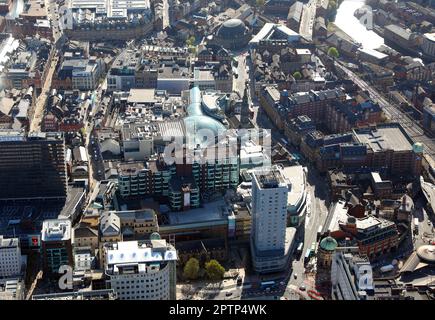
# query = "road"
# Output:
<box><xmin>29</xmin><ymin>0</ymin><xmax>63</xmax><ymax>132</ymax></box>
<box><xmin>233</xmin><ymin>50</ymin><xmax>249</xmax><ymax>97</ymax></box>
<box><xmin>29</xmin><ymin>55</ymin><xmax>58</xmax><ymax>132</ymax></box>
<box><xmin>334</xmin><ymin>61</ymin><xmax>435</xmax><ymax>160</ymax></box>
<box><xmin>161</xmin><ymin>0</ymin><xmax>170</xmax><ymax>29</ymax></box>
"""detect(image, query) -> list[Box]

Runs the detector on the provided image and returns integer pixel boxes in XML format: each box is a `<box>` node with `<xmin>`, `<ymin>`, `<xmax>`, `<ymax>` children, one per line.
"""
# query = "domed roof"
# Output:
<box><xmin>416</xmin><ymin>245</ymin><xmax>435</xmax><ymax>263</ymax></box>
<box><xmin>320</xmin><ymin>236</ymin><xmax>338</xmax><ymax>252</ymax></box>
<box><xmin>217</xmin><ymin>18</ymin><xmax>247</xmax><ymax>39</ymax></box>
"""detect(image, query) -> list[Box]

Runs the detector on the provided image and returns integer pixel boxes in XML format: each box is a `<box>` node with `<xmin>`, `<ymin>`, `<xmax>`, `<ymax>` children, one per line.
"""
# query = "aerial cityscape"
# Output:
<box><xmin>0</xmin><ymin>0</ymin><xmax>434</xmax><ymax>303</ymax></box>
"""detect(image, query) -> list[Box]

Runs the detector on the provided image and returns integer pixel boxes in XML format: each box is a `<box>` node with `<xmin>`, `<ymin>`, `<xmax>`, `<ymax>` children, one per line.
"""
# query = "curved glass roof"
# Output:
<box><xmin>184</xmin><ymin>87</ymin><xmax>227</xmax><ymax>148</ymax></box>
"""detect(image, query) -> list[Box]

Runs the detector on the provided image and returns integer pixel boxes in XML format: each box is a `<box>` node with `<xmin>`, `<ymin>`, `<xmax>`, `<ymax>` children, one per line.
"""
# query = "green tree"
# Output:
<box><xmin>256</xmin><ymin>0</ymin><xmax>265</xmax><ymax>7</ymax></box>
<box><xmin>205</xmin><ymin>259</ymin><xmax>225</xmax><ymax>281</ymax></box>
<box><xmin>183</xmin><ymin>257</ymin><xmax>200</xmax><ymax>280</ymax></box>
<box><xmin>186</xmin><ymin>35</ymin><xmax>196</xmax><ymax>47</ymax></box>
<box><xmin>293</xmin><ymin>71</ymin><xmax>302</xmax><ymax>80</ymax></box>
<box><xmin>328</xmin><ymin>46</ymin><xmax>339</xmax><ymax>58</ymax></box>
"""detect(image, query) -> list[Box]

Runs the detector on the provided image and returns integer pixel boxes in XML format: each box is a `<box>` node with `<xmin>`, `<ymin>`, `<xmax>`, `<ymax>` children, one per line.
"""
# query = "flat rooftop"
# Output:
<box><xmin>353</xmin><ymin>124</ymin><xmax>413</xmax><ymax>152</ymax></box>
<box><xmin>106</xmin><ymin>240</ymin><xmax>176</xmax><ymax>266</ymax></box>
<box><xmin>127</xmin><ymin>89</ymin><xmax>156</xmax><ymax>104</ymax></box>
<box><xmin>281</xmin><ymin>165</ymin><xmax>306</xmax><ymax>207</ymax></box>
<box><xmin>41</xmin><ymin>219</ymin><xmax>71</xmax><ymax>242</ymax></box>
<box><xmin>254</xmin><ymin>168</ymin><xmax>286</xmax><ymax>189</ymax></box>
<box><xmin>166</xmin><ymin>199</ymin><xmax>228</xmax><ymax>226</ymax></box>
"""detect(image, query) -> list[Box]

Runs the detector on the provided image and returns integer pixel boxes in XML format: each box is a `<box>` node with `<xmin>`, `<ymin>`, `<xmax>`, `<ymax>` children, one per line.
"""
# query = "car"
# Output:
<box><xmin>293</xmin><ymin>273</ymin><xmax>298</xmax><ymax>279</ymax></box>
<box><xmin>299</xmin><ymin>285</ymin><xmax>306</xmax><ymax>291</ymax></box>
<box><xmin>225</xmin><ymin>292</ymin><xmax>233</xmax><ymax>297</ymax></box>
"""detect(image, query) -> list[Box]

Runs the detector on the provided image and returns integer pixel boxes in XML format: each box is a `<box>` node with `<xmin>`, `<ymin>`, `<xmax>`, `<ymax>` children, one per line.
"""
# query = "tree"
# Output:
<box><xmin>256</xmin><ymin>0</ymin><xmax>265</xmax><ymax>7</ymax></box>
<box><xmin>186</xmin><ymin>35</ymin><xmax>196</xmax><ymax>47</ymax></box>
<box><xmin>328</xmin><ymin>47</ymin><xmax>339</xmax><ymax>58</ymax></box>
<box><xmin>205</xmin><ymin>259</ymin><xmax>225</xmax><ymax>281</ymax></box>
<box><xmin>183</xmin><ymin>257</ymin><xmax>200</xmax><ymax>280</ymax></box>
<box><xmin>293</xmin><ymin>71</ymin><xmax>302</xmax><ymax>80</ymax></box>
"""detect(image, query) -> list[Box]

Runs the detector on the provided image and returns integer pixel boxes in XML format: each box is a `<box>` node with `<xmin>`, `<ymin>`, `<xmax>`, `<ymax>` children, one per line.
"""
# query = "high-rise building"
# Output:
<box><xmin>0</xmin><ymin>131</ymin><xmax>67</xmax><ymax>200</ymax></box>
<box><xmin>0</xmin><ymin>236</ymin><xmax>22</xmax><ymax>278</ymax></box>
<box><xmin>104</xmin><ymin>238</ymin><xmax>177</xmax><ymax>300</ymax></box>
<box><xmin>41</xmin><ymin>219</ymin><xmax>73</xmax><ymax>275</ymax></box>
<box><xmin>250</xmin><ymin>166</ymin><xmax>292</xmax><ymax>273</ymax></box>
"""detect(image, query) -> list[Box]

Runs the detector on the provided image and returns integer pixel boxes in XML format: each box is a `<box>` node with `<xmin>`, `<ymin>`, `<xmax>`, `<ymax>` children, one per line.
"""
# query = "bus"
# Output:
<box><xmin>280</xmin><ymin>138</ymin><xmax>289</xmax><ymax>146</ymax></box>
<box><xmin>414</xmin><ymin>218</ymin><xmax>419</xmax><ymax>234</ymax></box>
<box><xmin>260</xmin><ymin>281</ymin><xmax>275</xmax><ymax>290</ymax></box>
<box><xmin>310</xmin><ymin>242</ymin><xmax>317</xmax><ymax>254</ymax></box>
<box><xmin>296</xmin><ymin>242</ymin><xmax>304</xmax><ymax>259</ymax></box>
<box><xmin>317</xmin><ymin>226</ymin><xmax>323</xmax><ymax>241</ymax></box>
<box><xmin>304</xmin><ymin>248</ymin><xmax>311</xmax><ymax>265</ymax></box>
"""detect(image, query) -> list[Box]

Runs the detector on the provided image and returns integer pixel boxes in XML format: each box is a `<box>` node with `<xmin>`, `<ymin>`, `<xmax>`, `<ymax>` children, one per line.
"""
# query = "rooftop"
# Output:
<box><xmin>250</xmin><ymin>23</ymin><xmax>300</xmax><ymax>45</ymax></box>
<box><xmin>0</xmin><ymin>235</ymin><xmax>19</xmax><ymax>248</ymax></box>
<box><xmin>253</xmin><ymin>167</ymin><xmax>287</xmax><ymax>189</ymax></box>
<box><xmin>353</xmin><ymin>124</ymin><xmax>414</xmax><ymax>152</ymax></box>
<box><xmin>106</xmin><ymin>239</ymin><xmax>176</xmax><ymax>266</ymax></box>
<box><xmin>41</xmin><ymin>219</ymin><xmax>71</xmax><ymax>242</ymax></box>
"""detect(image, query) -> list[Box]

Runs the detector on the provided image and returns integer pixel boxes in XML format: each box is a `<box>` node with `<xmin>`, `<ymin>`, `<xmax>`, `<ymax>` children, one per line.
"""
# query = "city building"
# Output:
<box><xmin>250</xmin><ymin>166</ymin><xmax>294</xmax><ymax>273</ymax></box>
<box><xmin>115</xmin><ymin>209</ymin><xmax>159</xmax><ymax>239</ymax></box>
<box><xmin>324</xmin><ymin>201</ymin><xmax>399</xmax><ymax>259</ymax></box>
<box><xmin>249</xmin><ymin>22</ymin><xmax>301</xmax><ymax>48</ymax></box>
<box><xmin>317</xmin><ymin>236</ymin><xmax>338</xmax><ymax>269</ymax></box>
<box><xmin>41</xmin><ymin>219</ymin><xmax>73</xmax><ymax>275</ymax></box>
<box><xmin>331</xmin><ymin>251</ymin><xmax>374</xmax><ymax>300</ymax></box>
<box><xmin>383</xmin><ymin>24</ymin><xmax>420</xmax><ymax>53</ymax></box>
<box><xmin>423</xmin><ymin>103</ymin><xmax>435</xmax><ymax>134</ymax></box>
<box><xmin>0</xmin><ymin>131</ymin><xmax>67</xmax><ymax>200</ymax></box>
<box><xmin>2</xmin><ymin>39</ymin><xmax>53</xmax><ymax>90</ymax></box>
<box><xmin>168</xmin><ymin>176</ymin><xmax>200</xmax><ymax>211</ymax></box>
<box><xmin>32</xmin><ymin>289</ymin><xmax>117</xmax><ymax>300</ymax></box>
<box><xmin>107</xmin><ymin>50</ymin><xmax>142</xmax><ymax>92</ymax></box>
<box><xmin>73</xmin><ymin>223</ymin><xmax>99</xmax><ymax>253</ymax></box>
<box><xmin>9</xmin><ymin>0</ymin><xmax>52</xmax><ymax>40</ymax></box>
<box><xmin>0</xmin><ymin>236</ymin><xmax>22</xmax><ymax>278</ymax></box>
<box><xmin>55</xmin><ymin>58</ymin><xmax>103</xmax><ymax>91</ymax></box>
<box><xmin>213</xmin><ymin>18</ymin><xmax>252</xmax><ymax>50</ymax></box>
<box><xmin>264</xmin><ymin>0</ymin><xmax>295</xmax><ymax>15</ymax></box>
<box><xmin>0</xmin><ymin>0</ymin><xmax>12</xmax><ymax>14</ymax></box>
<box><xmin>284</xmin><ymin>115</ymin><xmax>316</xmax><ymax>147</ymax></box>
<box><xmin>104</xmin><ymin>238</ymin><xmax>177</xmax><ymax>300</ymax></box>
<box><xmin>0</xmin><ymin>279</ymin><xmax>24</xmax><ymax>300</ymax></box>
<box><xmin>281</xmin><ymin>165</ymin><xmax>308</xmax><ymax>227</ymax></box>
<box><xmin>422</xmin><ymin>33</ymin><xmax>435</xmax><ymax>59</ymax></box>
<box><xmin>260</xmin><ymin>86</ymin><xmax>346</xmax><ymax>130</ymax></box>
<box><xmin>65</xmin><ymin>0</ymin><xmax>154</xmax><ymax>41</ymax></box>
<box><xmin>99</xmin><ymin>211</ymin><xmax>123</xmax><ymax>267</ymax></box>
<box><xmin>287</xmin><ymin>2</ymin><xmax>303</xmax><ymax>32</ymax></box>
<box><xmin>352</xmin><ymin>124</ymin><xmax>423</xmax><ymax>176</ymax></box>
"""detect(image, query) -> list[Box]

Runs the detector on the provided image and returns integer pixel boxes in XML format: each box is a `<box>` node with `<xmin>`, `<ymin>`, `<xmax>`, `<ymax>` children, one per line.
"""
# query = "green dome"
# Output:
<box><xmin>320</xmin><ymin>236</ymin><xmax>338</xmax><ymax>252</ymax></box>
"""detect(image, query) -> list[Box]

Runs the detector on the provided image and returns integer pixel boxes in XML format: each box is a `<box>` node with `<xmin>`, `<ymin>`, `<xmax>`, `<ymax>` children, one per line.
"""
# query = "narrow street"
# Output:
<box><xmin>29</xmin><ymin>55</ymin><xmax>58</xmax><ymax>132</ymax></box>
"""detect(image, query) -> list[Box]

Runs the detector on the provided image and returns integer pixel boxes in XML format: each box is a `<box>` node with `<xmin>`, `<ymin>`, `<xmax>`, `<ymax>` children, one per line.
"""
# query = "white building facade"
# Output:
<box><xmin>0</xmin><ymin>236</ymin><xmax>22</xmax><ymax>278</ymax></box>
<box><xmin>104</xmin><ymin>239</ymin><xmax>177</xmax><ymax>300</ymax></box>
<box><xmin>250</xmin><ymin>166</ymin><xmax>292</xmax><ymax>273</ymax></box>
